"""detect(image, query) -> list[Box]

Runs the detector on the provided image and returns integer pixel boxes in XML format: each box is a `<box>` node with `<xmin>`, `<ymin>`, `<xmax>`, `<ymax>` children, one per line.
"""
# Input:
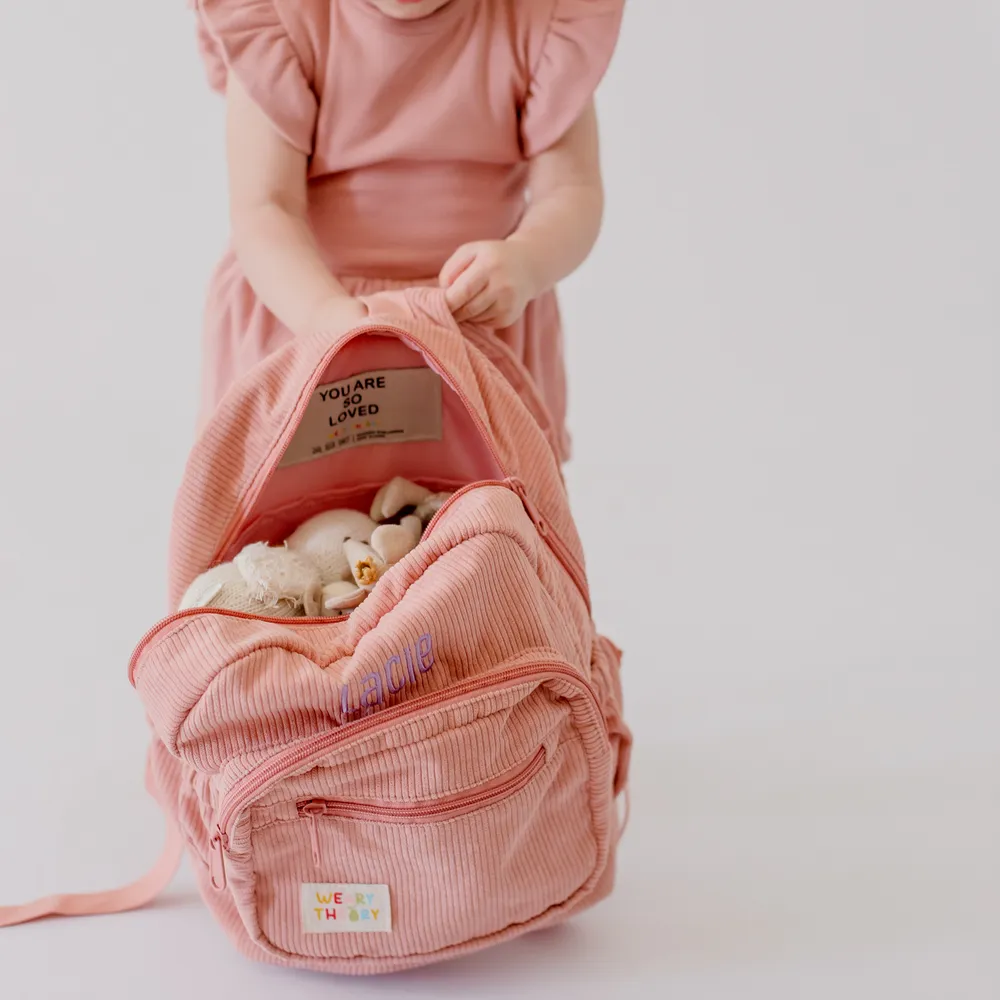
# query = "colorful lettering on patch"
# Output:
<box><xmin>301</xmin><ymin>884</ymin><xmax>392</xmax><ymax>934</ymax></box>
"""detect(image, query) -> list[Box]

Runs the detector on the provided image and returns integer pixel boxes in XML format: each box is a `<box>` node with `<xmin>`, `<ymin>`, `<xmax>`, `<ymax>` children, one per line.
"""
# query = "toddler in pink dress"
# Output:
<box><xmin>192</xmin><ymin>0</ymin><xmax>624</xmax><ymax>460</ymax></box>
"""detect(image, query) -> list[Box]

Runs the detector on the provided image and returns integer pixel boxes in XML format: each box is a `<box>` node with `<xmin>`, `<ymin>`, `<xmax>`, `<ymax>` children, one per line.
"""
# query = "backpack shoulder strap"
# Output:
<box><xmin>0</xmin><ymin>818</ymin><xmax>183</xmax><ymax>928</ymax></box>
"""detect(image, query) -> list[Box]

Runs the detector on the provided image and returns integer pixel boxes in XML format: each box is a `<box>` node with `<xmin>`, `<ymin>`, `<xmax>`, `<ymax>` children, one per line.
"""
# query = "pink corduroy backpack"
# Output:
<box><xmin>0</xmin><ymin>288</ymin><xmax>631</xmax><ymax>974</ymax></box>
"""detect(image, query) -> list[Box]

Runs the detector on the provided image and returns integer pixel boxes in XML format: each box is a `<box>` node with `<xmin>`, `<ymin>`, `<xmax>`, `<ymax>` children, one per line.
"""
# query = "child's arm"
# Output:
<box><xmin>226</xmin><ymin>76</ymin><xmax>367</xmax><ymax>336</ymax></box>
<box><xmin>441</xmin><ymin>100</ymin><xmax>604</xmax><ymax>327</ymax></box>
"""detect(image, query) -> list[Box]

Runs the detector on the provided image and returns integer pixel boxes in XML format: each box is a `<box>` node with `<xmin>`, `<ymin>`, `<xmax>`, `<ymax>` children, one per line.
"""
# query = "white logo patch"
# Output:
<box><xmin>281</xmin><ymin>367</ymin><xmax>443</xmax><ymax>467</ymax></box>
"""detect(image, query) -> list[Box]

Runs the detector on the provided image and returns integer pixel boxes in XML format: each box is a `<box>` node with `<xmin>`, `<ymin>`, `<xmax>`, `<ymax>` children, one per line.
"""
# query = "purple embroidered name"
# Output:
<box><xmin>340</xmin><ymin>633</ymin><xmax>435</xmax><ymax>717</ymax></box>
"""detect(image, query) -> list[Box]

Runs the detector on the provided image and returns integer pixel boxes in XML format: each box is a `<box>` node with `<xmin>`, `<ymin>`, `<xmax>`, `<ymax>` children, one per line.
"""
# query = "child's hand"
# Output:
<box><xmin>440</xmin><ymin>240</ymin><xmax>539</xmax><ymax>328</ymax></box>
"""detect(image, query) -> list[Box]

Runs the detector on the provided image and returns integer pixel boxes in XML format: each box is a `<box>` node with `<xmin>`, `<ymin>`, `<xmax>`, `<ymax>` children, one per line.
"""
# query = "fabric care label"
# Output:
<box><xmin>301</xmin><ymin>884</ymin><xmax>392</xmax><ymax>934</ymax></box>
<box><xmin>280</xmin><ymin>367</ymin><xmax>443</xmax><ymax>467</ymax></box>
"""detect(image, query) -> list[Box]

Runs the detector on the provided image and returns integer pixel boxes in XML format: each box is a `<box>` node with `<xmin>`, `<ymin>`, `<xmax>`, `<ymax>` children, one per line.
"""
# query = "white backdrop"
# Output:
<box><xmin>0</xmin><ymin>2</ymin><xmax>997</xmax><ymax>997</ymax></box>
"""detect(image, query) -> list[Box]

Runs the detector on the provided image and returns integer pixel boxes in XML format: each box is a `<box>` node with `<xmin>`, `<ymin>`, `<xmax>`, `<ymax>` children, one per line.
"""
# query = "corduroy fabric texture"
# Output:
<box><xmin>130</xmin><ymin>287</ymin><xmax>630</xmax><ymax>974</ymax></box>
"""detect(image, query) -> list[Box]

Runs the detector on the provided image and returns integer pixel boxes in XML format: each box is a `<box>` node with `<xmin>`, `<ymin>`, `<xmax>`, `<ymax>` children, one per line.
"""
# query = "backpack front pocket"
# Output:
<box><xmin>211</xmin><ymin>663</ymin><xmax>614</xmax><ymax>969</ymax></box>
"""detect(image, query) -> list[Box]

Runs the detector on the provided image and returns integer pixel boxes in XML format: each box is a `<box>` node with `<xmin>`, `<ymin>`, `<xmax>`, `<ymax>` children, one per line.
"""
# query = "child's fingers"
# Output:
<box><xmin>453</xmin><ymin>285</ymin><xmax>496</xmax><ymax>323</ymax></box>
<box><xmin>445</xmin><ymin>263</ymin><xmax>489</xmax><ymax>313</ymax></box>
<box><xmin>473</xmin><ymin>304</ymin><xmax>504</xmax><ymax>327</ymax></box>
<box><xmin>439</xmin><ymin>244</ymin><xmax>479</xmax><ymax>289</ymax></box>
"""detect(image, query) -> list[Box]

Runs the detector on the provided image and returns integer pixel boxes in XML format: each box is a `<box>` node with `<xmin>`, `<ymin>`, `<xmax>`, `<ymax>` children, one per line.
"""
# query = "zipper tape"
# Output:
<box><xmin>130</xmin><ymin>479</ymin><xmax>589</xmax><ymax>683</ymax></box>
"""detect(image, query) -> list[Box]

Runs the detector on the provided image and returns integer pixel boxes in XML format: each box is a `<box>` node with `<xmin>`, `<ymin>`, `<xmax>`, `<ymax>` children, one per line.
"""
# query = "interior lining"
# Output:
<box><xmin>223</xmin><ymin>335</ymin><xmax>502</xmax><ymax>560</ymax></box>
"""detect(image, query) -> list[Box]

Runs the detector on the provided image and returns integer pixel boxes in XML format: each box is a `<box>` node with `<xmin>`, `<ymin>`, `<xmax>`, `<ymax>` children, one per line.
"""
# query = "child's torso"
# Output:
<box><xmin>301</xmin><ymin>0</ymin><xmax>538</xmax><ymax>278</ymax></box>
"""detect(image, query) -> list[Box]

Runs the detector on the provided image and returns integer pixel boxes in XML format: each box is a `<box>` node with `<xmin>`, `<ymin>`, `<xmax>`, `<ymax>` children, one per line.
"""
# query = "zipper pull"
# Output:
<box><xmin>299</xmin><ymin>803</ymin><xmax>325</xmax><ymax>869</ymax></box>
<box><xmin>507</xmin><ymin>478</ymin><xmax>548</xmax><ymax>537</ymax></box>
<box><xmin>209</xmin><ymin>828</ymin><xmax>228</xmax><ymax>891</ymax></box>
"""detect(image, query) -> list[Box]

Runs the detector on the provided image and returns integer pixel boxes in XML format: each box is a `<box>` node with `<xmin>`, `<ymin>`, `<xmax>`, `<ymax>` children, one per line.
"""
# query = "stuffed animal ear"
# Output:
<box><xmin>178</xmin><ymin>562</ymin><xmax>242</xmax><ymax>611</ymax></box>
<box><xmin>197</xmin><ymin>583</ymin><xmax>225</xmax><ymax>608</ymax></box>
<box><xmin>414</xmin><ymin>492</ymin><xmax>453</xmax><ymax>523</ymax></box>
<box><xmin>302</xmin><ymin>583</ymin><xmax>324</xmax><ymax>618</ymax></box>
<box><xmin>321</xmin><ymin>580</ymin><xmax>367</xmax><ymax>615</ymax></box>
<box><xmin>370</xmin><ymin>519</ymin><xmax>421</xmax><ymax>566</ymax></box>
<box><xmin>343</xmin><ymin>539</ymin><xmax>386</xmax><ymax>590</ymax></box>
<box><xmin>180</xmin><ymin>579</ymin><xmax>224</xmax><ymax>611</ymax></box>
<box><xmin>370</xmin><ymin>477</ymin><xmax>432</xmax><ymax>522</ymax></box>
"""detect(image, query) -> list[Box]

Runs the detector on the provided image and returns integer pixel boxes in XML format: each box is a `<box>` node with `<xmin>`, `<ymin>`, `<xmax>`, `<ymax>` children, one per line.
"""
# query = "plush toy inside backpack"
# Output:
<box><xmin>179</xmin><ymin>477</ymin><xmax>453</xmax><ymax>618</ymax></box>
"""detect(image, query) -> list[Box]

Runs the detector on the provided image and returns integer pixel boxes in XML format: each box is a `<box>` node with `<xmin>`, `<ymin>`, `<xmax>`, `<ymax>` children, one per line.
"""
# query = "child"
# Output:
<box><xmin>192</xmin><ymin>0</ymin><xmax>624</xmax><ymax>460</ymax></box>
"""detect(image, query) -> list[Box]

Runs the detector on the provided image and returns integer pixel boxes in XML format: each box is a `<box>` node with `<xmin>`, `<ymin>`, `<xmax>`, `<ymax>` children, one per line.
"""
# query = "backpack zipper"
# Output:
<box><xmin>507</xmin><ymin>478</ymin><xmax>592</xmax><ymax>613</ymax></box>
<box><xmin>208</xmin><ymin>661</ymin><xmax>602</xmax><ymax>891</ymax></box>
<box><xmin>128</xmin><ymin>606</ymin><xmax>350</xmax><ymax>685</ymax></box>
<box><xmin>130</xmin><ymin>480</ymin><xmax>589</xmax><ymax>684</ymax></box>
<box><xmin>421</xmin><ymin>477</ymin><xmax>591</xmax><ymax>611</ymax></box>
<box><xmin>296</xmin><ymin>747</ymin><xmax>547</xmax><ymax>869</ymax></box>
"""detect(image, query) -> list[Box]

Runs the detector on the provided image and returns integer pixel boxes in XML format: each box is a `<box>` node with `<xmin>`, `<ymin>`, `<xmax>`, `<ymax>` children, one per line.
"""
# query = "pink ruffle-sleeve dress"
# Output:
<box><xmin>192</xmin><ymin>0</ymin><xmax>624</xmax><ymax>460</ymax></box>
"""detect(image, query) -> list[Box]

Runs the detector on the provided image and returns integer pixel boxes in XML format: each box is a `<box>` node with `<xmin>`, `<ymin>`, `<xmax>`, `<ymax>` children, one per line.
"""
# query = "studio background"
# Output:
<box><xmin>0</xmin><ymin>2</ymin><xmax>997</xmax><ymax>997</ymax></box>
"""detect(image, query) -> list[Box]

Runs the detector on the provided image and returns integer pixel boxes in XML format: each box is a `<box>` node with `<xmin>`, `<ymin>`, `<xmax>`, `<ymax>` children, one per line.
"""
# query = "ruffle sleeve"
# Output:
<box><xmin>191</xmin><ymin>0</ymin><xmax>318</xmax><ymax>155</ymax></box>
<box><xmin>520</xmin><ymin>0</ymin><xmax>625</xmax><ymax>157</ymax></box>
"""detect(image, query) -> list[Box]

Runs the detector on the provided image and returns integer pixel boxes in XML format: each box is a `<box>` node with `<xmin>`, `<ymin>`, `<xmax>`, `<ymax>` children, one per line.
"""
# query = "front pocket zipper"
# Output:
<box><xmin>296</xmin><ymin>747</ymin><xmax>548</xmax><ymax>869</ymax></box>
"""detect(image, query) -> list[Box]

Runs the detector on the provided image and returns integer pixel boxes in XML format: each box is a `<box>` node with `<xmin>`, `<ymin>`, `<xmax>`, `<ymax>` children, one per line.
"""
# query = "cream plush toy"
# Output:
<box><xmin>178</xmin><ymin>478</ymin><xmax>450</xmax><ymax>618</ymax></box>
<box><xmin>287</xmin><ymin>506</ymin><xmax>423</xmax><ymax>615</ymax></box>
<box><xmin>177</xmin><ymin>543</ymin><xmax>323</xmax><ymax>617</ymax></box>
<box><xmin>370</xmin><ymin>477</ymin><xmax>452</xmax><ymax>524</ymax></box>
